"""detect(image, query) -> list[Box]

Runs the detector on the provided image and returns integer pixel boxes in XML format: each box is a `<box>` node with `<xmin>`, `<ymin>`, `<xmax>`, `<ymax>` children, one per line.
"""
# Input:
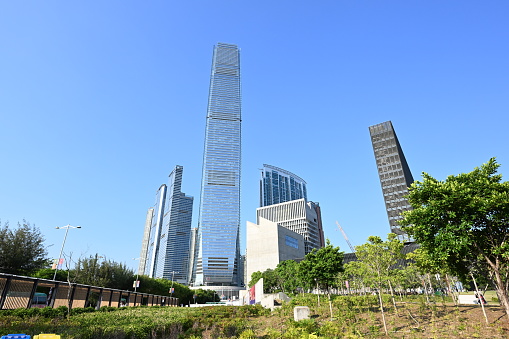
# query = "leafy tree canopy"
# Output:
<box><xmin>347</xmin><ymin>233</ymin><xmax>405</xmax><ymax>289</ymax></box>
<box><xmin>299</xmin><ymin>239</ymin><xmax>344</xmax><ymax>291</ymax></box>
<box><xmin>0</xmin><ymin>220</ymin><xmax>49</xmax><ymax>275</ymax></box>
<box><xmin>400</xmin><ymin>158</ymin><xmax>509</xmax><ymax>320</ymax></box>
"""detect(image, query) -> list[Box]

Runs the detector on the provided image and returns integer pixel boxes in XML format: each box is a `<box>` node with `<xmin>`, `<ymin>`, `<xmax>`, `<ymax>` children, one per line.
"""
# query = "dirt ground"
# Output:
<box><xmin>240</xmin><ymin>303</ymin><xmax>509</xmax><ymax>338</ymax></box>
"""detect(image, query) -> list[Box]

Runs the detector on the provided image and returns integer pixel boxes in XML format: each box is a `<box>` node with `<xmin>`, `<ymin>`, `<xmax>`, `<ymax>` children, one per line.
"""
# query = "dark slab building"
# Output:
<box><xmin>369</xmin><ymin>121</ymin><xmax>414</xmax><ymax>241</ymax></box>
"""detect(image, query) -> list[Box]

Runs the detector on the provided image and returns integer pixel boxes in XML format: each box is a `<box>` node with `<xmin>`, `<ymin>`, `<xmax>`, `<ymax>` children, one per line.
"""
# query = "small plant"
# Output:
<box><xmin>238</xmin><ymin>329</ymin><xmax>256</xmax><ymax>339</ymax></box>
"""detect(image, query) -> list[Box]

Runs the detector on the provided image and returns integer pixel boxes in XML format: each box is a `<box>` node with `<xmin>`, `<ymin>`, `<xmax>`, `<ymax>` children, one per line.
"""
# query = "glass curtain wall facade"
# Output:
<box><xmin>154</xmin><ymin>165</ymin><xmax>194</xmax><ymax>283</ymax></box>
<box><xmin>138</xmin><ymin>207</ymin><xmax>154</xmax><ymax>276</ymax></box>
<box><xmin>139</xmin><ymin>166</ymin><xmax>193</xmax><ymax>281</ymax></box>
<box><xmin>194</xmin><ymin>43</ymin><xmax>242</xmax><ymax>286</ymax></box>
<box><xmin>369</xmin><ymin>121</ymin><xmax>414</xmax><ymax>241</ymax></box>
<box><xmin>260</xmin><ymin>164</ymin><xmax>307</xmax><ymax>207</ymax></box>
<box><xmin>145</xmin><ymin>184</ymin><xmax>167</xmax><ymax>278</ymax></box>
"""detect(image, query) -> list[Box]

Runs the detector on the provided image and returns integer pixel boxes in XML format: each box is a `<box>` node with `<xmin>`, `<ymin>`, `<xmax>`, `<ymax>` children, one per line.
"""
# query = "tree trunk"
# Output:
<box><xmin>377</xmin><ymin>288</ymin><xmax>388</xmax><ymax>335</ymax></box>
<box><xmin>328</xmin><ymin>292</ymin><xmax>333</xmax><ymax>320</ymax></box>
<box><xmin>421</xmin><ymin>277</ymin><xmax>430</xmax><ymax>303</ymax></box>
<box><xmin>388</xmin><ymin>279</ymin><xmax>398</xmax><ymax>315</ymax></box>
<box><xmin>492</xmin><ymin>267</ymin><xmax>509</xmax><ymax>323</ymax></box>
<box><xmin>470</xmin><ymin>273</ymin><xmax>489</xmax><ymax>324</ymax></box>
<box><xmin>316</xmin><ymin>282</ymin><xmax>320</xmax><ymax>307</ymax></box>
<box><xmin>427</xmin><ymin>274</ymin><xmax>434</xmax><ymax>302</ymax></box>
<box><xmin>445</xmin><ymin>274</ymin><xmax>458</xmax><ymax>306</ymax></box>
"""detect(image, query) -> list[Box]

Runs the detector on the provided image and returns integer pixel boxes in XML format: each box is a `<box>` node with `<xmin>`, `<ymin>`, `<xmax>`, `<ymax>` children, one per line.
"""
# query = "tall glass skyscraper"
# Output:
<box><xmin>193</xmin><ymin>43</ymin><xmax>242</xmax><ymax>286</ymax></box>
<box><xmin>139</xmin><ymin>166</ymin><xmax>193</xmax><ymax>282</ymax></box>
<box><xmin>260</xmin><ymin>164</ymin><xmax>307</xmax><ymax>207</ymax></box>
<box><xmin>144</xmin><ymin>184</ymin><xmax>167</xmax><ymax>278</ymax></box>
<box><xmin>154</xmin><ymin>165</ymin><xmax>193</xmax><ymax>283</ymax></box>
<box><xmin>369</xmin><ymin>121</ymin><xmax>414</xmax><ymax>241</ymax></box>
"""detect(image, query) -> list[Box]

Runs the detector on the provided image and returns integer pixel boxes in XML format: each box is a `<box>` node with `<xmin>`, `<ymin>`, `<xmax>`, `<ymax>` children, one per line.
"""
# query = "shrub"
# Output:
<box><xmin>99</xmin><ymin>305</ymin><xmax>117</xmax><ymax>312</ymax></box>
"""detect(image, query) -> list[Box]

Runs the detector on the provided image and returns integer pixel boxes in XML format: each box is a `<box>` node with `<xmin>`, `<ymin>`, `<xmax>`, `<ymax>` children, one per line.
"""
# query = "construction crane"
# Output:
<box><xmin>336</xmin><ymin>221</ymin><xmax>355</xmax><ymax>252</ymax></box>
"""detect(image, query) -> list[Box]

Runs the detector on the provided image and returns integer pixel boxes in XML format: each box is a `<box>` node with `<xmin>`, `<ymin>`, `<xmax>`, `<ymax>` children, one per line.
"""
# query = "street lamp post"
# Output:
<box><xmin>132</xmin><ymin>258</ymin><xmax>140</xmax><ymax>292</ymax></box>
<box><xmin>170</xmin><ymin>271</ymin><xmax>179</xmax><ymax>297</ymax></box>
<box><xmin>53</xmin><ymin>224</ymin><xmax>81</xmax><ymax>281</ymax></box>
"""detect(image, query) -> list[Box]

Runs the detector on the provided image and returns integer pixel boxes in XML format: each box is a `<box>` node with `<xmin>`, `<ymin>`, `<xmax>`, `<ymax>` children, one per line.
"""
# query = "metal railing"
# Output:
<box><xmin>0</xmin><ymin>273</ymin><xmax>178</xmax><ymax>310</ymax></box>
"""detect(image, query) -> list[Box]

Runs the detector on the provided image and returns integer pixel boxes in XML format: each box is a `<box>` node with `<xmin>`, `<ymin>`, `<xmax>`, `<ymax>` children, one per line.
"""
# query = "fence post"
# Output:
<box><xmin>0</xmin><ymin>276</ymin><xmax>12</xmax><ymax>310</ymax></box>
<box><xmin>68</xmin><ymin>284</ymin><xmax>77</xmax><ymax>310</ymax></box>
<box><xmin>27</xmin><ymin>279</ymin><xmax>39</xmax><ymax>308</ymax></box>
<box><xmin>96</xmin><ymin>288</ymin><xmax>103</xmax><ymax>310</ymax></box>
<box><xmin>84</xmin><ymin>286</ymin><xmax>91</xmax><ymax>308</ymax></box>
<box><xmin>49</xmin><ymin>282</ymin><xmax>59</xmax><ymax>308</ymax></box>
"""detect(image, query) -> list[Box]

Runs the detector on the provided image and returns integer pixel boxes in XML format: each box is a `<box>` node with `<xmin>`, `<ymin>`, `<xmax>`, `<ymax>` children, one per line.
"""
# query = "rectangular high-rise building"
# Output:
<box><xmin>193</xmin><ymin>43</ymin><xmax>242</xmax><ymax>286</ymax></box>
<box><xmin>369</xmin><ymin>121</ymin><xmax>414</xmax><ymax>241</ymax></box>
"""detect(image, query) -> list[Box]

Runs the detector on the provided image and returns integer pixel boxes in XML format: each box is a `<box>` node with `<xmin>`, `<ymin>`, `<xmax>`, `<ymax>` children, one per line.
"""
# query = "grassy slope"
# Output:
<box><xmin>1</xmin><ymin>294</ymin><xmax>509</xmax><ymax>338</ymax></box>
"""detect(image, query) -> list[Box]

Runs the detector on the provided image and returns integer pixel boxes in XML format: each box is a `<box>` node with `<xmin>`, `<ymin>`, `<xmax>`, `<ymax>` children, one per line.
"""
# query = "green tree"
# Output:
<box><xmin>298</xmin><ymin>240</ymin><xmax>344</xmax><ymax>292</ymax></box>
<box><xmin>248</xmin><ymin>271</ymin><xmax>263</xmax><ymax>288</ymax></box>
<box><xmin>274</xmin><ymin>260</ymin><xmax>301</xmax><ymax>294</ymax></box>
<box><xmin>193</xmin><ymin>288</ymin><xmax>220</xmax><ymax>304</ymax></box>
<box><xmin>248</xmin><ymin>269</ymin><xmax>279</xmax><ymax>293</ymax></box>
<box><xmin>400</xmin><ymin>158</ymin><xmax>509</xmax><ymax>321</ymax></box>
<box><xmin>0</xmin><ymin>220</ymin><xmax>49</xmax><ymax>275</ymax></box>
<box><xmin>72</xmin><ymin>254</ymin><xmax>110</xmax><ymax>287</ymax></box>
<box><xmin>347</xmin><ymin>234</ymin><xmax>405</xmax><ymax>335</ymax></box>
<box><xmin>32</xmin><ymin>267</ymin><xmax>68</xmax><ymax>281</ymax></box>
<box><xmin>299</xmin><ymin>240</ymin><xmax>344</xmax><ymax>319</ymax></box>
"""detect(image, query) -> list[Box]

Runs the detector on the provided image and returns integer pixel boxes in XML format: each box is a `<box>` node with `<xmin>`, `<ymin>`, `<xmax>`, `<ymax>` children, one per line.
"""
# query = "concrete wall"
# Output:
<box><xmin>246</xmin><ymin>217</ymin><xmax>304</xmax><ymax>283</ymax></box>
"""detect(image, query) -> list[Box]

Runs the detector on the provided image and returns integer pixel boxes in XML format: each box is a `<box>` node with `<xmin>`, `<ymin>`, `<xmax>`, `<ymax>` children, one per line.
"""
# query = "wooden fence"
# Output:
<box><xmin>0</xmin><ymin>273</ymin><xmax>178</xmax><ymax>310</ymax></box>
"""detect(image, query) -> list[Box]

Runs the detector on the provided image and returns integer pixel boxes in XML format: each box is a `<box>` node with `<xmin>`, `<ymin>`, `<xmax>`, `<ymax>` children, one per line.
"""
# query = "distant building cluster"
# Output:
<box><xmin>137</xmin><ymin>43</ymin><xmax>415</xmax><ymax>290</ymax></box>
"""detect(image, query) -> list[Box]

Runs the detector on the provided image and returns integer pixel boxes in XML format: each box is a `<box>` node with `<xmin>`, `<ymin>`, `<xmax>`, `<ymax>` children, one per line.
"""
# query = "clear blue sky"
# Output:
<box><xmin>1</xmin><ymin>1</ymin><xmax>508</xmax><ymax>272</ymax></box>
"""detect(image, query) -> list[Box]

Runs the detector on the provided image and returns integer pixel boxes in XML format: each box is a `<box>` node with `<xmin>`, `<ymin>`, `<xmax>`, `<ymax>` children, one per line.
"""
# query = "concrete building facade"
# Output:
<box><xmin>256</xmin><ymin>198</ymin><xmax>325</xmax><ymax>255</ymax></box>
<box><xmin>246</xmin><ymin>217</ymin><xmax>305</xmax><ymax>283</ymax></box>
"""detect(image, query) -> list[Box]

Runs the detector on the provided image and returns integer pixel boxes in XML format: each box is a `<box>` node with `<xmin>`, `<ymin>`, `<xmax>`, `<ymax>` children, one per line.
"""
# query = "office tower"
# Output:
<box><xmin>138</xmin><ymin>207</ymin><xmax>154</xmax><ymax>276</ymax></box>
<box><xmin>260</xmin><ymin>164</ymin><xmax>307</xmax><ymax>207</ymax></box>
<box><xmin>369</xmin><ymin>121</ymin><xmax>414</xmax><ymax>241</ymax></box>
<box><xmin>139</xmin><ymin>166</ymin><xmax>193</xmax><ymax>281</ymax></box>
<box><xmin>256</xmin><ymin>198</ymin><xmax>325</xmax><ymax>254</ymax></box>
<box><xmin>154</xmin><ymin>165</ymin><xmax>194</xmax><ymax>283</ymax></box>
<box><xmin>145</xmin><ymin>184</ymin><xmax>167</xmax><ymax>278</ymax></box>
<box><xmin>193</xmin><ymin>43</ymin><xmax>242</xmax><ymax>286</ymax></box>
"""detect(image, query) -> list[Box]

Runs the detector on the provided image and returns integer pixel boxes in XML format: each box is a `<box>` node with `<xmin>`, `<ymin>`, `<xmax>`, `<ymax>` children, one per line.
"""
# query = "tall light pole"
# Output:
<box><xmin>170</xmin><ymin>271</ymin><xmax>179</xmax><ymax>297</ymax></box>
<box><xmin>53</xmin><ymin>224</ymin><xmax>81</xmax><ymax>281</ymax></box>
<box><xmin>132</xmin><ymin>258</ymin><xmax>140</xmax><ymax>292</ymax></box>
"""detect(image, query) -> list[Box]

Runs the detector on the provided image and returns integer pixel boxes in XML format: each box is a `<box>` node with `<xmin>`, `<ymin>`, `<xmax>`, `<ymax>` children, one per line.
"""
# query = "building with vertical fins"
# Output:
<box><xmin>369</xmin><ymin>121</ymin><xmax>414</xmax><ymax>241</ymax></box>
<box><xmin>260</xmin><ymin>164</ymin><xmax>307</xmax><ymax>207</ymax></box>
<box><xmin>192</xmin><ymin>43</ymin><xmax>242</xmax><ymax>287</ymax></box>
<box><xmin>139</xmin><ymin>166</ymin><xmax>193</xmax><ymax>282</ymax></box>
